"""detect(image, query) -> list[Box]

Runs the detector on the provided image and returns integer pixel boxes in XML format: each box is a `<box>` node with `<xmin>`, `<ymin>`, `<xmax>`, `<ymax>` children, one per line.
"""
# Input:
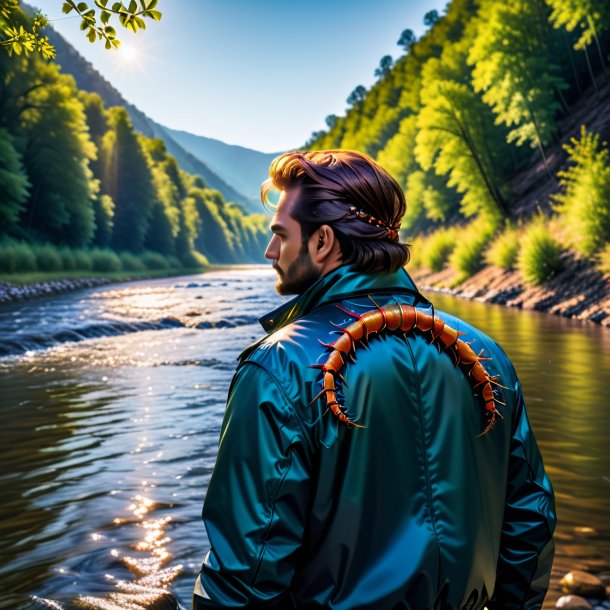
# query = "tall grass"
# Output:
<box><xmin>32</xmin><ymin>244</ymin><xmax>63</xmax><ymax>272</ymax></box>
<box><xmin>449</xmin><ymin>220</ymin><xmax>496</xmax><ymax>282</ymax></box>
<box><xmin>0</xmin><ymin>241</ymin><xmax>207</xmax><ymax>276</ymax></box>
<box><xmin>419</xmin><ymin>228</ymin><xmax>457</xmax><ymax>272</ymax></box>
<box><xmin>0</xmin><ymin>240</ymin><xmax>37</xmax><ymax>273</ymax></box>
<box><xmin>553</xmin><ymin>126</ymin><xmax>610</xmax><ymax>256</ymax></box>
<box><xmin>517</xmin><ymin>221</ymin><xmax>563</xmax><ymax>284</ymax></box>
<box><xmin>485</xmin><ymin>223</ymin><xmax>520</xmax><ymax>270</ymax></box>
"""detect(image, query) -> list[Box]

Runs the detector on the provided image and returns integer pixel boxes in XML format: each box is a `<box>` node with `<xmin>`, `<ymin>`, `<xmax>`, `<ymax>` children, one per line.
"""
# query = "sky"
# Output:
<box><xmin>32</xmin><ymin>0</ymin><xmax>443</xmax><ymax>153</ymax></box>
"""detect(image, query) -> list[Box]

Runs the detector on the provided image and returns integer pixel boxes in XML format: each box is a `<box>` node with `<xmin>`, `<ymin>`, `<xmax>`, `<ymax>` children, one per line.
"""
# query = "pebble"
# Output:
<box><xmin>556</xmin><ymin>595</ymin><xmax>594</xmax><ymax>610</ymax></box>
<box><xmin>561</xmin><ymin>571</ymin><xmax>607</xmax><ymax>599</ymax></box>
<box><xmin>0</xmin><ymin>279</ymin><xmax>112</xmax><ymax>304</ymax></box>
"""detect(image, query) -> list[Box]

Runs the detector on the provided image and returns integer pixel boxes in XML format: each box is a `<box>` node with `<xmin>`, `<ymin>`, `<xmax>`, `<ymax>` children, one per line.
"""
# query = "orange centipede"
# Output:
<box><xmin>310</xmin><ymin>298</ymin><xmax>505</xmax><ymax>436</ymax></box>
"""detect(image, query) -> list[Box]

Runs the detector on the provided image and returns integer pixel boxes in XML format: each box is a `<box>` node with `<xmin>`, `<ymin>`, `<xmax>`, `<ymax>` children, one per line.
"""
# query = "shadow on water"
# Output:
<box><xmin>0</xmin><ymin>269</ymin><xmax>607</xmax><ymax>608</ymax></box>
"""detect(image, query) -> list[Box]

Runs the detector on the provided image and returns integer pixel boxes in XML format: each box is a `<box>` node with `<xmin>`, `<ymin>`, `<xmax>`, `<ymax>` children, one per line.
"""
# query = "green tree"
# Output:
<box><xmin>546</xmin><ymin>0</ymin><xmax>610</xmax><ymax>90</ymax></box>
<box><xmin>325</xmin><ymin>114</ymin><xmax>338</xmax><ymax>129</ymax></box>
<box><xmin>102</xmin><ymin>107</ymin><xmax>154</xmax><ymax>251</ymax></box>
<box><xmin>468</xmin><ymin>0</ymin><xmax>567</xmax><ymax>171</ymax></box>
<box><xmin>346</xmin><ymin>85</ymin><xmax>367</xmax><ymax>107</ymax></box>
<box><xmin>397</xmin><ymin>28</ymin><xmax>416</xmax><ymax>53</ymax></box>
<box><xmin>15</xmin><ymin>61</ymin><xmax>97</xmax><ymax>245</ymax></box>
<box><xmin>424</xmin><ymin>9</ymin><xmax>440</xmax><ymax>27</ymax></box>
<box><xmin>0</xmin><ymin>127</ymin><xmax>30</xmax><ymax>234</ymax></box>
<box><xmin>191</xmin><ymin>188</ymin><xmax>236</xmax><ymax>263</ymax></box>
<box><xmin>416</xmin><ymin>39</ymin><xmax>511</xmax><ymax>220</ymax></box>
<box><xmin>553</xmin><ymin>126</ymin><xmax>610</xmax><ymax>255</ymax></box>
<box><xmin>374</xmin><ymin>55</ymin><xmax>394</xmax><ymax>79</ymax></box>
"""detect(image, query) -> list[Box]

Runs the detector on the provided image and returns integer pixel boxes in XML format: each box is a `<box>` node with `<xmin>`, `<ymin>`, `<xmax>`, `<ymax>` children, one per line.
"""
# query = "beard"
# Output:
<box><xmin>273</xmin><ymin>243</ymin><xmax>321</xmax><ymax>296</ymax></box>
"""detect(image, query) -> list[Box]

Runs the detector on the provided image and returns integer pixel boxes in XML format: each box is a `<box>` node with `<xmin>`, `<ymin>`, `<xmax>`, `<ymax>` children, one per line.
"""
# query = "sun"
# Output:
<box><xmin>120</xmin><ymin>44</ymin><xmax>138</xmax><ymax>63</ymax></box>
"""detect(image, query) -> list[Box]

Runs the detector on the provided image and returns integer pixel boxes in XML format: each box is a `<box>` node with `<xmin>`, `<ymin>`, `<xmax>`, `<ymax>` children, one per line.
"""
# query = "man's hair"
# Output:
<box><xmin>261</xmin><ymin>150</ymin><xmax>410</xmax><ymax>272</ymax></box>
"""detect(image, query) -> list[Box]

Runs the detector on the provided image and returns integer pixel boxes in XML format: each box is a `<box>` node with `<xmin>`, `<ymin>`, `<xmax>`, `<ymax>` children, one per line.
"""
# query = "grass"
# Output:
<box><xmin>485</xmin><ymin>223</ymin><xmax>520</xmax><ymax>270</ymax></box>
<box><xmin>449</xmin><ymin>220</ymin><xmax>496</xmax><ymax>282</ymax></box>
<box><xmin>517</xmin><ymin>221</ymin><xmax>563</xmax><ymax>285</ymax></box>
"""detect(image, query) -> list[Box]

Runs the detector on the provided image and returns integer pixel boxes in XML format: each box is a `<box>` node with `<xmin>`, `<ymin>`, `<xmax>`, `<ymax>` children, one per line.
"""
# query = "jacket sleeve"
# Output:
<box><xmin>488</xmin><ymin>379</ymin><xmax>557</xmax><ymax>610</ymax></box>
<box><xmin>193</xmin><ymin>361</ymin><xmax>313</xmax><ymax>609</ymax></box>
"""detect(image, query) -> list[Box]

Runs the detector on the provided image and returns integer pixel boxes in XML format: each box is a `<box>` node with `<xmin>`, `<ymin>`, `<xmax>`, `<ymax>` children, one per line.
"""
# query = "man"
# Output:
<box><xmin>193</xmin><ymin>150</ymin><xmax>556</xmax><ymax>610</ymax></box>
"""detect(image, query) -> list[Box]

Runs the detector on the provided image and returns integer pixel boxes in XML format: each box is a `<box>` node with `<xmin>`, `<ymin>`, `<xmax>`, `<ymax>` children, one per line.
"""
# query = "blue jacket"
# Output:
<box><xmin>193</xmin><ymin>265</ymin><xmax>556</xmax><ymax>610</ymax></box>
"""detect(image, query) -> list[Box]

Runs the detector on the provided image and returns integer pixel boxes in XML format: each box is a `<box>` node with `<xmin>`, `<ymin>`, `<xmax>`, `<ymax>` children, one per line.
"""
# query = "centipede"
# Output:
<box><xmin>310</xmin><ymin>297</ymin><xmax>505</xmax><ymax>436</ymax></box>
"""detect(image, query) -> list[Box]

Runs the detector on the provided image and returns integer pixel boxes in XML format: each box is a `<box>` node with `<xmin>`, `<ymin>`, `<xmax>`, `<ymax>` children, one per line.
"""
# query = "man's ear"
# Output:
<box><xmin>310</xmin><ymin>224</ymin><xmax>338</xmax><ymax>264</ymax></box>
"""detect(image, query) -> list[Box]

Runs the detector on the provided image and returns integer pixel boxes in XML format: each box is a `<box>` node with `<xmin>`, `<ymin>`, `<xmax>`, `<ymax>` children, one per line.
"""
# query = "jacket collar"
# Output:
<box><xmin>258</xmin><ymin>264</ymin><xmax>428</xmax><ymax>334</ymax></box>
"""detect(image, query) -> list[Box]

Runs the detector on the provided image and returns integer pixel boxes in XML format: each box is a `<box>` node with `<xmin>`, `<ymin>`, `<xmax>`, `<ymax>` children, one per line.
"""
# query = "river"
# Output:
<box><xmin>0</xmin><ymin>266</ymin><xmax>608</xmax><ymax>609</ymax></box>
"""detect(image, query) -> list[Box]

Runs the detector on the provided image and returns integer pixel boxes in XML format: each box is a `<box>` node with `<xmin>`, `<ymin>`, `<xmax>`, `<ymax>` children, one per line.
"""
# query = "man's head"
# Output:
<box><xmin>262</xmin><ymin>150</ymin><xmax>409</xmax><ymax>295</ymax></box>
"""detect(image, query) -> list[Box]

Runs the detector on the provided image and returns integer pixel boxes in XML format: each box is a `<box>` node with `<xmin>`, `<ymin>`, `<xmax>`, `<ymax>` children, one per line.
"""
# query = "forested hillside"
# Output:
<box><xmin>0</xmin><ymin>5</ymin><xmax>270</xmax><ymax>276</ymax></box>
<box><xmin>308</xmin><ymin>0</ymin><xmax>610</xmax><ymax>285</ymax></box>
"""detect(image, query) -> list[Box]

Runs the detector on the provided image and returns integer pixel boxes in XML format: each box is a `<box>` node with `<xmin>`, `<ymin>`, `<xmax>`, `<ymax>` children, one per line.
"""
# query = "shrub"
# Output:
<box><xmin>177</xmin><ymin>250</ymin><xmax>208</xmax><ymax>268</ymax></box>
<box><xmin>450</xmin><ymin>221</ymin><xmax>495</xmax><ymax>281</ymax></box>
<box><xmin>0</xmin><ymin>241</ymin><xmax>37</xmax><ymax>273</ymax></box>
<box><xmin>33</xmin><ymin>243</ymin><xmax>63</xmax><ymax>272</ymax></box>
<box><xmin>553</xmin><ymin>126</ymin><xmax>610</xmax><ymax>255</ymax></box>
<box><xmin>486</xmin><ymin>224</ymin><xmax>520</xmax><ymax>269</ymax></box>
<box><xmin>424</xmin><ymin>228</ymin><xmax>456</xmax><ymax>271</ymax></box>
<box><xmin>58</xmin><ymin>247</ymin><xmax>77</xmax><ymax>271</ymax></box>
<box><xmin>518</xmin><ymin>221</ymin><xmax>563</xmax><ymax>285</ymax></box>
<box><xmin>141</xmin><ymin>251</ymin><xmax>170</xmax><ymax>270</ymax></box>
<box><xmin>167</xmin><ymin>255</ymin><xmax>182</xmax><ymax>269</ymax></box>
<box><xmin>72</xmin><ymin>249</ymin><xmax>93</xmax><ymax>271</ymax></box>
<box><xmin>90</xmin><ymin>248</ymin><xmax>122</xmax><ymax>272</ymax></box>
<box><xmin>119</xmin><ymin>251</ymin><xmax>147</xmax><ymax>272</ymax></box>
<box><xmin>597</xmin><ymin>243</ymin><xmax>610</xmax><ymax>276</ymax></box>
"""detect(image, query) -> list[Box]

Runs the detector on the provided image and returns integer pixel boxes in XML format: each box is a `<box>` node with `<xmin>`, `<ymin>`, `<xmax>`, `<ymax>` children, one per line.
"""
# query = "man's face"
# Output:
<box><xmin>264</xmin><ymin>187</ymin><xmax>321</xmax><ymax>295</ymax></box>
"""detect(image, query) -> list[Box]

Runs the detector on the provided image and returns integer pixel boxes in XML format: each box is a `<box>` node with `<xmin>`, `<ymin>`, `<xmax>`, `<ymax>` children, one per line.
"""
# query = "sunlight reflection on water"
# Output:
<box><xmin>0</xmin><ymin>267</ymin><xmax>608</xmax><ymax>609</ymax></box>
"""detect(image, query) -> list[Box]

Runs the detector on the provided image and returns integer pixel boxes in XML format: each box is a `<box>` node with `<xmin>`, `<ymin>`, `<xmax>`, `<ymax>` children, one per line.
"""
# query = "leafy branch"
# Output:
<box><xmin>0</xmin><ymin>0</ymin><xmax>55</xmax><ymax>59</ymax></box>
<box><xmin>61</xmin><ymin>0</ymin><xmax>162</xmax><ymax>50</ymax></box>
<box><xmin>0</xmin><ymin>0</ymin><xmax>162</xmax><ymax>60</ymax></box>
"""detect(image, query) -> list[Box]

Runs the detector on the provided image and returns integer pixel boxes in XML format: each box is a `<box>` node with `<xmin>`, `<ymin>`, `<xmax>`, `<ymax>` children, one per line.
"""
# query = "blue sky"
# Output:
<box><xmin>33</xmin><ymin>0</ymin><xmax>442</xmax><ymax>152</ymax></box>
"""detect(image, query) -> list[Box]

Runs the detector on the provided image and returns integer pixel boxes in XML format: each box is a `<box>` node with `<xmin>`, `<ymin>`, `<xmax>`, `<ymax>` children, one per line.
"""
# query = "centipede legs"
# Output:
<box><xmin>310</xmin><ymin>299</ymin><xmax>505</xmax><ymax>436</ymax></box>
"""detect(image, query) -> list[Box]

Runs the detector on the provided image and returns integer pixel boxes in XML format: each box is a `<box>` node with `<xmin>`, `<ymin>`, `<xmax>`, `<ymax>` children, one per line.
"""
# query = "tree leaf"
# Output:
<box><xmin>62</xmin><ymin>2</ymin><xmax>74</xmax><ymax>14</ymax></box>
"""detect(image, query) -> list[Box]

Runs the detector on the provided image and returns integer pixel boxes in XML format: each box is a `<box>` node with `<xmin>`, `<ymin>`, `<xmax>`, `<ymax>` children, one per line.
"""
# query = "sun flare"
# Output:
<box><xmin>120</xmin><ymin>44</ymin><xmax>138</xmax><ymax>63</ymax></box>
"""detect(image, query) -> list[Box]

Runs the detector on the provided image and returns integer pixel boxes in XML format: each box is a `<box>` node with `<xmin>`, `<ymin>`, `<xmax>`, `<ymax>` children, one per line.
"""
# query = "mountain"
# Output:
<box><xmin>37</xmin><ymin>15</ymin><xmax>259</xmax><ymax>211</ymax></box>
<box><xmin>164</xmin><ymin>127</ymin><xmax>284</xmax><ymax>206</ymax></box>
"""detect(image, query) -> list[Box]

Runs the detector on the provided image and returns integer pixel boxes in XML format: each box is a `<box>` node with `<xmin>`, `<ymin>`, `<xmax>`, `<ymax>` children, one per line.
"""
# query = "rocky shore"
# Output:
<box><xmin>0</xmin><ymin>278</ymin><xmax>113</xmax><ymax>303</ymax></box>
<box><xmin>412</xmin><ymin>251</ymin><xmax>610</xmax><ymax>328</ymax></box>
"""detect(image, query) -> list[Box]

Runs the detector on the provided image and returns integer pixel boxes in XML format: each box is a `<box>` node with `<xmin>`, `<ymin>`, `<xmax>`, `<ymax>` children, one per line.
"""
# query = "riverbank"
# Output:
<box><xmin>0</xmin><ymin>267</ymin><xmax>209</xmax><ymax>304</ymax></box>
<box><xmin>412</xmin><ymin>250</ymin><xmax>610</xmax><ymax>327</ymax></box>
<box><xmin>2</xmin><ymin>259</ymin><xmax>609</xmax><ymax>328</ymax></box>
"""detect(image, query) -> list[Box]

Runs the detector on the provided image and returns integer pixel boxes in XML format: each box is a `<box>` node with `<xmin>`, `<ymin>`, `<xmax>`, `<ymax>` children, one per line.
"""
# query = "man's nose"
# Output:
<box><xmin>265</xmin><ymin>235</ymin><xmax>279</xmax><ymax>260</ymax></box>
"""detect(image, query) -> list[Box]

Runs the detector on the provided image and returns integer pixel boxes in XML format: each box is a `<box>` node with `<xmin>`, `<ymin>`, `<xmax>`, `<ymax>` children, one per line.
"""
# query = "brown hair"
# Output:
<box><xmin>261</xmin><ymin>150</ymin><xmax>409</xmax><ymax>272</ymax></box>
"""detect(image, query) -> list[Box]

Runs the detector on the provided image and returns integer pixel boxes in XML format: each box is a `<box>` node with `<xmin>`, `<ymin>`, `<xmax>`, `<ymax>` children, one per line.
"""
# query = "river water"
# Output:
<box><xmin>0</xmin><ymin>266</ymin><xmax>608</xmax><ymax>609</ymax></box>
